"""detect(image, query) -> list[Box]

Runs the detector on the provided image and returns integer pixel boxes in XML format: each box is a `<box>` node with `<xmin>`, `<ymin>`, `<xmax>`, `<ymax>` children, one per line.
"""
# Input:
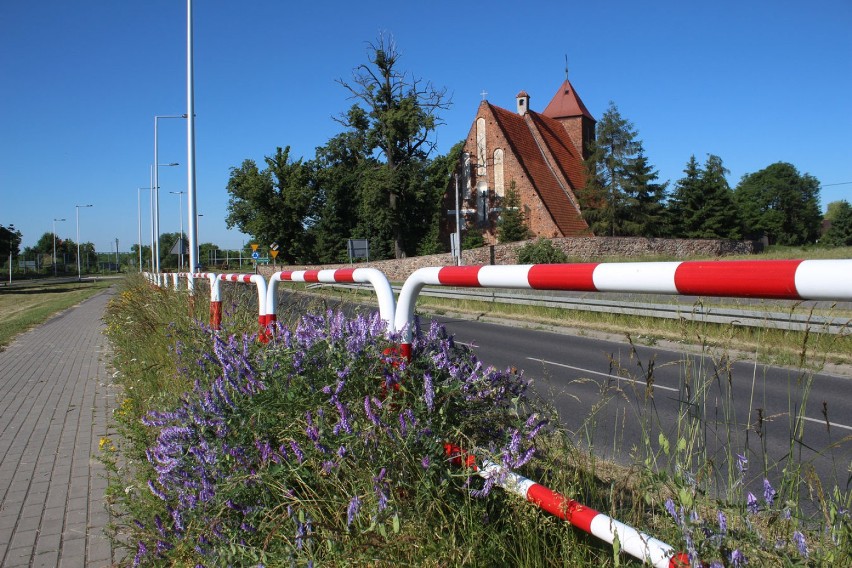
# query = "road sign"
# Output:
<box><xmin>270</xmin><ymin>242</ymin><xmax>279</xmax><ymax>251</ymax></box>
<box><xmin>250</xmin><ymin>243</ymin><xmax>259</xmax><ymax>252</ymax></box>
<box><xmin>251</xmin><ymin>251</ymin><xmax>260</xmax><ymax>260</ymax></box>
<box><xmin>270</xmin><ymin>250</ymin><xmax>279</xmax><ymax>259</ymax></box>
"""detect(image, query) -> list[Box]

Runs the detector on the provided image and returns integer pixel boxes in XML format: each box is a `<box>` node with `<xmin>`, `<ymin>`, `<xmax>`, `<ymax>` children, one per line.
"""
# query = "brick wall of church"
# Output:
<box><xmin>452</xmin><ymin>105</ymin><xmax>563</xmax><ymax>245</ymax></box>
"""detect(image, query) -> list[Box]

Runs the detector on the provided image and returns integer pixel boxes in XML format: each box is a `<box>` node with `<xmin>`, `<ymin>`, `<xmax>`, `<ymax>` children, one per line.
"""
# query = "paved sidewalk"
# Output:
<box><xmin>0</xmin><ymin>289</ymin><xmax>118</xmax><ymax>567</ymax></box>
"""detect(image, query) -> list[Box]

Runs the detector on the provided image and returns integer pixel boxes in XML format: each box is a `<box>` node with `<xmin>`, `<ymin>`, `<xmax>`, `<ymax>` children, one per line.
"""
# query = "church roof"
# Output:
<box><xmin>488</xmin><ymin>103</ymin><xmax>589</xmax><ymax>236</ymax></box>
<box><xmin>542</xmin><ymin>79</ymin><xmax>595</xmax><ymax>121</ymax></box>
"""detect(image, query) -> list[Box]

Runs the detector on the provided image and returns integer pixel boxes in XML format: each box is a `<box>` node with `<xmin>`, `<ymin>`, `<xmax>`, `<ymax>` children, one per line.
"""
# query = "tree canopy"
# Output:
<box><xmin>733</xmin><ymin>162</ymin><xmax>821</xmax><ymax>245</ymax></box>
<box><xmin>821</xmin><ymin>200</ymin><xmax>852</xmax><ymax>246</ymax></box>
<box><xmin>0</xmin><ymin>224</ymin><xmax>22</xmax><ymax>259</ymax></box>
<box><xmin>667</xmin><ymin>155</ymin><xmax>740</xmax><ymax>239</ymax></box>
<box><xmin>226</xmin><ymin>35</ymin><xmax>453</xmax><ymax>263</ymax></box>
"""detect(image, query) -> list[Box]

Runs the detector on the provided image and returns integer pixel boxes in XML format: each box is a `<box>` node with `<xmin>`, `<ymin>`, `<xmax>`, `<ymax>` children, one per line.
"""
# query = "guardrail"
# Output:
<box><xmin>393</xmin><ymin>260</ymin><xmax>852</xmax><ymax>353</ymax></box>
<box><xmin>143</xmin><ymin>257</ymin><xmax>852</xmax><ymax>567</ymax></box>
<box><xmin>320</xmin><ymin>283</ymin><xmax>852</xmax><ymax>334</ymax></box>
<box><xmin>267</xmin><ymin>268</ymin><xmax>396</xmax><ymax>333</ymax></box>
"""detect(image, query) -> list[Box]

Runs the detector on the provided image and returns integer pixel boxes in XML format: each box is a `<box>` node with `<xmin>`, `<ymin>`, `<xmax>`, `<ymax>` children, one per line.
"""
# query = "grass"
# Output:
<box><xmin>102</xmin><ymin>274</ymin><xmax>851</xmax><ymax>566</ymax></box>
<box><xmin>0</xmin><ymin>279</ymin><xmax>113</xmax><ymax>348</ymax></box>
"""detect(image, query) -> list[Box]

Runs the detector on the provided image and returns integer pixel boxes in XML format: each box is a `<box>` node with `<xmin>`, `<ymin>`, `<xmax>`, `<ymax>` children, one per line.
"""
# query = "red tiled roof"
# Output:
<box><xmin>488</xmin><ymin>103</ymin><xmax>589</xmax><ymax>236</ymax></box>
<box><xmin>529</xmin><ymin>112</ymin><xmax>587</xmax><ymax>192</ymax></box>
<box><xmin>542</xmin><ymin>79</ymin><xmax>595</xmax><ymax>121</ymax></box>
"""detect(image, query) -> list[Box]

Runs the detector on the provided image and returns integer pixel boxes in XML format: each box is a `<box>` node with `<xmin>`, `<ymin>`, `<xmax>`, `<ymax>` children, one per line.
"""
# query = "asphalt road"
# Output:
<box><xmin>435</xmin><ymin>314</ymin><xmax>852</xmax><ymax>506</ymax></box>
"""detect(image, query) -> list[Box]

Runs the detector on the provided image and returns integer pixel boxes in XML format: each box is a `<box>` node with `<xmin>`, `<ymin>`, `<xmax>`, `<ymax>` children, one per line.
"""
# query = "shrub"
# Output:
<box><xmin>517</xmin><ymin>238</ymin><xmax>568</xmax><ymax>264</ymax></box>
<box><xmin>106</xmin><ymin>299</ymin><xmax>562</xmax><ymax>566</ymax></box>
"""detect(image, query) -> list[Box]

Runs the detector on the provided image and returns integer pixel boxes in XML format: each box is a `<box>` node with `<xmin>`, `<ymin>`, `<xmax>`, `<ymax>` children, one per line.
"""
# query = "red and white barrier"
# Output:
<box><xmin>191</xmin><ymin>273</ymin><xmax>220</xmax><ymax>329</ymax></box>
<box><xmin>476</xmin><ymin>458</ymin><xmax>688</xmax><ymax>568</ymax></box>
<box><xmin>267</xmin><ymin>268</ymin><xmax>396</xmax><ymax>333</ymax></box>
<box><xmin>394</xmin><ymin>260</ymin><xmax>852</xmax><ymax>352</ymax></box>
<box><xmin>216</xmin><ymin>274</ymin><xmax>269</xmax><ymax>332</ymax></box>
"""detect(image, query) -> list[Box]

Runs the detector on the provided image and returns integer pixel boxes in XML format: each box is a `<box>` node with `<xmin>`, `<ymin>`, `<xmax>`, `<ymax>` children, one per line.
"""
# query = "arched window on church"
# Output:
<box><xmin>462</xmin><ymin>152</ymin><xmax>471</xmax><ymax>198</ymax></box>
<box><xmin>476</xmin><ymin>181</ymin><xmax>488</xmax><ymax>223</ymax></box>
<box><xmin>476</xmin><ymin>118</ymin><xmax>486</xmax><ymax>177</ymax></box>
<box><xmin>493</xmin><ymin>149</ymin><xmax>505</xmax><ymax>197</ymax></box>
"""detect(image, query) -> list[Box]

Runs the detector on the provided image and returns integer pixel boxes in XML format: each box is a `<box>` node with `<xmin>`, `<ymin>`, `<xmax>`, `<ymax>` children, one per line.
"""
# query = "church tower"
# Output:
<box><xmin>541</xmin><ymin>79</ymin><xmax>596</xmax><ymax>160</ymax></box>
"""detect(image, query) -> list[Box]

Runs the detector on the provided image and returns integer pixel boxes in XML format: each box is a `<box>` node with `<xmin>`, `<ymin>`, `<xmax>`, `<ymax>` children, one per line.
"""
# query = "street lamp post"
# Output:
<box><xmin>136</xmin><ymin>186</ymin><xmax>150</xmax><ymax>272</ymax></box>
<box><xmin>75</xmin><ymin>204</ymin><xmax>93</xmax><ymax>281</ymax></box>
<box><xmin>52</xmin><ymin>218</ymin><xmax>65</xmax><ymax>277</ymax></box>
<box><xmin>150</xmin><ymin>161</ymin><xmax>179</xmax><ymax>273</ymax></box>
<box><xmin>154</xmin><ymin>113</ymin><xmax>186</xmax><ymax>272</ymax></box>
<box><xmin>170</xmin><ymin>190</ymin><xmax>185</xmax><ymax>271</ymax></box>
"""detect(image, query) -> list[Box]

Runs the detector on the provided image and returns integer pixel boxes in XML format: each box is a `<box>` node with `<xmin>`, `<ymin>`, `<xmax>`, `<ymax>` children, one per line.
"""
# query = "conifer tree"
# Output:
<box><xmin>497</xmin><ymin>182</ymin><xmax>530</xmax><ymax>243</ymax></box>
<box><xmin>668</xmin><ymin>155</ymin><xmax>739</xmax><ymax>239</ymax></box>
<box><xmin>621</xmin><ymin>149</ymin><xmax>669</xmax><ymax>237</ymax></box>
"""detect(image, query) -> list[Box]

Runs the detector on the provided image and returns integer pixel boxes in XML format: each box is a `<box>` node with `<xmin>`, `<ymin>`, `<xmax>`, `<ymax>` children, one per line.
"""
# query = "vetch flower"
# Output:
<box><xmin>763</xmin><ymin>478</ymin><xmax>776</xmax><ymax>507</ymax></box>
<box><xmin>747</xmin><ymin>492</ymin><xmax>758</xmax><ymax>514</ymax></box>
<box><xmin>665</xmin><ymin>498</ymin><xmax>679</xmax><ymax>524</ymax></box>
<box><xmin>730</xmin><ymin>549</ymin><xmax>747</xmax><ymax>566</ymax></box>
<box><xmin>793</xmin><ymin>530</ymin><xmax>808</xmax><ymax>558</ymax></box>
<box><xmin>347</xmin><ymin>495</ymin><xmax>361</xmax><ymax>527</ymax></box>
<box><xmin>717</xmin><ymin>510</ymin><xmax>727</xmax><ymax>535</ymax></box>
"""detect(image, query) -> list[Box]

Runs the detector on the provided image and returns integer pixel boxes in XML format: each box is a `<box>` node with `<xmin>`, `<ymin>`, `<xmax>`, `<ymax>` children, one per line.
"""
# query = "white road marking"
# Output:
<box><xmin>801</xmin><ymin>416</ymin><xmax>852</xmax><ymax>431</ymax></box>
<box><xmin>526</xmin><ymin>357</ymin><xmax>680</xmax><ymax>393</ymax></box>
<box><xmin>527</xmin><ymin>358</ymin><xmax>852</xmax><ymax>430</ymax></box>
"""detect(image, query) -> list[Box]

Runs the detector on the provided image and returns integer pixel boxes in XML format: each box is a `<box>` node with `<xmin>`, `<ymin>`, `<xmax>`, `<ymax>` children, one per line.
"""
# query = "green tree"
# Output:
<box><xmin>0</xmin><ymin>224</ymin><xmax>22</xmax><ymax>259</ymax></box>
<box><xmin>621</xmin><ymin>149</ymin><xmax>669</xmax><ymax>237</ymax></box>
<box><xmin>734</xmin><ymin>162</ymin><xmax>822</xmax><ymax>245</ymax></box>
<box><xmin>497</xmin><ymin>182</ymin><xmax>530</xmax><ymax>243</ymax></box>
<box><xmin>225</xmin><ymin>147</ymin><xmax>313</xmax><ymax>264</ymax></box>
<box><xmin>517</xmin><ymin>238</ymin><xmax>568</xmax><ymax>264</ymax></box>
<box><xmin>821</xmin><ymin>200</ymin><xmax>852</xmax><ymax>246</ymax></box>
<box><xmin>336</xmin><ymin>34</ymin><xmax>450</xmax><ymax>258</ymax></box>
<box><xmin>668</xmin><ymin>155</ymin><xmax>739</xmax><ymax>239</ymax></box>
<box><xmin>307</xmin><ymin>127</ymin><xmax>373</xmax><ymax>263</ymax></box>
<box><xmin>824</xmin><ymin>200</ymin><xmax>848</xmax><ymax>222</ymax></box>
<box><xmin>578</xmin><ymin>102</ymin><xmax>640</xmax><ymax>236</ymax></box>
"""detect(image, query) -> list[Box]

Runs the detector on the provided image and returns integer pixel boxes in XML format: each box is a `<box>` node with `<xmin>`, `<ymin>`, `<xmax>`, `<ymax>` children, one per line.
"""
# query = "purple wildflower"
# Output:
<box><xmin>305</xmin><ymin>411</ymin><xmax>320</xmax><ymax>443</ymax></box>
<box><xmin>736</xmin><ymin>453</ymin><xmax>748</xmax><ymax>474</ymax></box>
<box><xmin>347</xmin><ymin>495</ymin><xmax>361</xmax><ymax>527</ymax></box>
<box><xmin>364</xmin><ymin>396</ymin><xmax>381</xmax><ymax>426</ymax></box>
<box><xmin>717</xmin><ymin>510</ymin><xmax>727</xmax><ymax>535</ymax></box>
<box><xmin>421</xmin><ymin>456</ymin><xmax>430</xmax><ymax>469</ymax></box>
<box><xmin>665</xmin><ymin>498</ymin><xmax>679</xmax><ymax>524</ymax></box>
<box><xmin>132</xmin><ymin>541</ymin><xmax>147</xmax><ymax>567</ymax></box>
<box><xmin>730</xmin><ymin>549</ymin><xmax>747</xmax><ymax>566</ymax></box>
<box><xmin>147</xmin><ymin>480</ymin><xmax>168</xmax><ymax>501</ymax></box>
<box><xmin>289</xmin><ymin>440</ymin><xmax>304</xmax><ymax>464</ymax></box>
<box><xmin>423</xmin><ymin>371</ymin><xmax>435</xmax><ymax>412</ymax></box>
<box><xmin>747</xmin><ymin>492</ymin><xmax>759</xmax><ymax>514</ymax></box>
<box><xmin>763</xmin><ymin>478</ymin><xmax>776</xmax><ymax>507</ymax></box>
<box><xmin>793</xmin><ymin>530</ymin><xmax>808</xmax><ymax>558</ymax></box>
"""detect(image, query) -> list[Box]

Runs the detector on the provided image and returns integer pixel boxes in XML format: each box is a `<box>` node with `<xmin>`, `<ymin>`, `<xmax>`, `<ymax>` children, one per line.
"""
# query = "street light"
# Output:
<box><xmin>136</xmin><ymin>187</ymin><xmax>151</xmax><ymax>272</ymax></box>
<box><xmin>52</xmin><ymin>218</ymin><xmax>65</xmax><ymax>277</ymax></box>
<box><xmin>149</xmin><ymin>162</ymin><xmax>178</xmax><ymax>272</ymax></box>
<box><xmin>75</xmin><ymin>204</ymin><xmax>93</xmax><ymax>281</ymax></box>
<box><xmin>154</xmin><ymin>113</ymin><xmax>186</xmax><ymax>273</ymax></box>
<box><xmin>170</xmin><ymin>190</ymin><xmax>185</xmax><ymax>271</ymax></box>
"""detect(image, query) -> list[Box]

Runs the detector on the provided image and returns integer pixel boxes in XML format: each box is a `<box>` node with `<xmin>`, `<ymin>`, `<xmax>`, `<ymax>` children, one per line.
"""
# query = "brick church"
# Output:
<box><xmin>444</xmin><ymin>79</ymin><xmax>596</xmax><ymax>246</ymax></box>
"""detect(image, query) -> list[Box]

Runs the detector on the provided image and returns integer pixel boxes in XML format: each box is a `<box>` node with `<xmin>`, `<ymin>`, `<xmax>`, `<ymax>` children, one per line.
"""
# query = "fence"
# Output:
<box><xmin>143</xmin><ymin>258</ymin><xmax>852</xmax><ymax>567</ymax></box>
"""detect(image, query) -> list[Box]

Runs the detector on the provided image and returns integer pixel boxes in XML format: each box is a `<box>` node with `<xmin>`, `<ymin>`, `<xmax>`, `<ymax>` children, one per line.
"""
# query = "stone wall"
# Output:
<box><xmin>259</xmin><ymin>236</ymin><xmax>755</xmax><ymax>283</ymax></box>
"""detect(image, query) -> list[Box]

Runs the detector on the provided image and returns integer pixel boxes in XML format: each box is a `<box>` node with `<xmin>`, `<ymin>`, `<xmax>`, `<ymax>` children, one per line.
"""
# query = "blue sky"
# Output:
<box><xmin>2</xmin><ymin>0</ymin><xmax>850</xmax><ymax>254</ymax></box>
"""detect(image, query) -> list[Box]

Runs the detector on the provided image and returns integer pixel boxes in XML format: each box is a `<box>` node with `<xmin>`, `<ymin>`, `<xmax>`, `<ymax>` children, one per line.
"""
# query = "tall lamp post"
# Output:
<box><xmin>136</xmin><ymin>186</ymin><xmax>151</xmax><ymax>272</ymax></box>
<box><xmin>150</xmin><ymin>160</ymin><xmax>179</xmax><ymax>272</ymax></box>
<box><xmin>52</xmin><ymin>218</ymin><xmax>65</xmax><ymax>277</ymax></box>
<box><xmin>170</xmin><ymin>190</ymin><xmax>185</xmax><ymax>271</ymax></box>
<box><xmin>75</xmin><ymin>204</ymin><xmax>93</xmax><ymax>281</ymax></box>
<box><xmin>154</xmin><ymin>113</ymin><xmax>186</xmax><ymax>273</ymax></box>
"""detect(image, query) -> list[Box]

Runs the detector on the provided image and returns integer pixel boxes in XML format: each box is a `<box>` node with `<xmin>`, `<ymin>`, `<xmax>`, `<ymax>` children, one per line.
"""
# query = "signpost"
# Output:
<box><xmin>347</xmin><ymin>239</ymin><xmax>369</xmax><ymax>264</ymax></box>
<box><xmin>270</xmin><ymin>242</ymin><xmax>279</xmax><ymax>268</ymax></box>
